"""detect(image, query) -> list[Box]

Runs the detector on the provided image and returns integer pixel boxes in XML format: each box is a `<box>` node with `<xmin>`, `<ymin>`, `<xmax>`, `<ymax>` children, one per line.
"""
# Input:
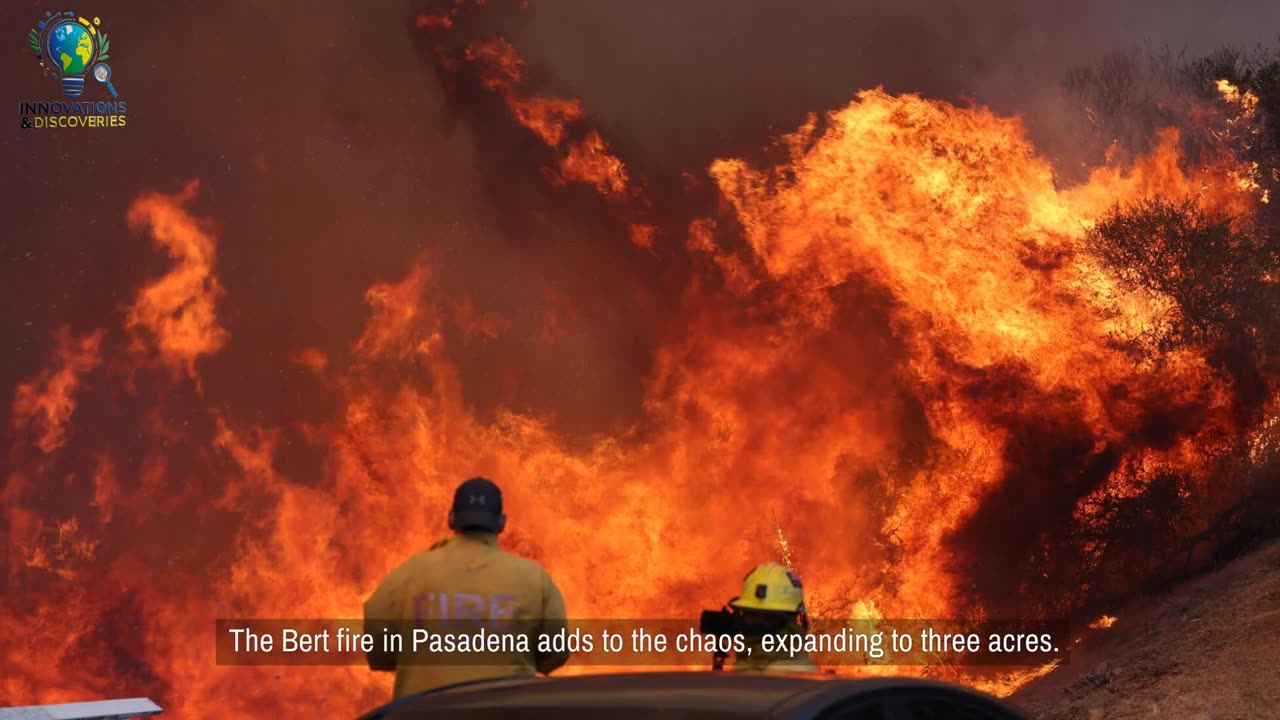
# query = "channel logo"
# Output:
<box><xmin>21</xmin><ymin>10</ymin><xmax>127</xmax><ymax>129</ymax></box>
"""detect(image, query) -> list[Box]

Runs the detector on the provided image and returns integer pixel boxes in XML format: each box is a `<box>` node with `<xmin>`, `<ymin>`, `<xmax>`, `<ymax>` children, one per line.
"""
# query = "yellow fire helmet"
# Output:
<box><xmin>729</xmin><ymin>562</ymin><xmax>805</xmax><ymax>613</ymax></box>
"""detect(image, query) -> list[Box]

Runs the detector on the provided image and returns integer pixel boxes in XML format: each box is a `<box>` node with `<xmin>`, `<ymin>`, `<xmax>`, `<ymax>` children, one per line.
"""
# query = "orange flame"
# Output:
<box><xmin>11</xmin><ymin>327</ymin><xmax>104</xmax><ymax>454</ymax></box>
<box><xmin>124</xmin><ymin>179</ymin><xmax>229</xmax><ymax>384</ymax></box>
<box><xmin>448</xmin><ymin>34</ymin><xmax>640</xmax><ymax>202</ymax></box>
<box><xmin>511</xmin><ymin>96</ymin><xmax>586</xmax><ymax>146</ymax></box>
<box><xmin>556</xmin><ymin>130</ymin><xmax>630</xmax><ymax>195</ymax></box>
<box><xmin>1089</xmin><ymin>614</ymin><xmax>1118</xmax><ymax>629</ymax></box>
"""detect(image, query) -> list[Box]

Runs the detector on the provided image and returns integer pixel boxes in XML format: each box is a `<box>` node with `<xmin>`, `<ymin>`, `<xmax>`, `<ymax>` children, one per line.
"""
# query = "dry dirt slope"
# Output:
<box><xmin>1009</xmin><ymin>539</ymin><xmax>1280</xmax><ymax>720</ymax></box>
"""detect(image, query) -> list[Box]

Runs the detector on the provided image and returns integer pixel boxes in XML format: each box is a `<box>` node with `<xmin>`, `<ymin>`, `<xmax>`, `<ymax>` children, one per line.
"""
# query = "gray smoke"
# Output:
<box><xmin>508</xmin><ymin>0</ymin><xmax>1280</xmax><ymax>172</ymax></box>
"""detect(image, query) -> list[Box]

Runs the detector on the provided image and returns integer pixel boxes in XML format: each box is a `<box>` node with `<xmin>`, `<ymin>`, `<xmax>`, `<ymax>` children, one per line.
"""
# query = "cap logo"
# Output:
<box><xmin>754</xmin><ymin>584</ymin><xmax>768</xmax><ymax>599</ymax></box>
<box><xmin>469</xmin><ymin>495</ymin><xmax>486</xmax><ymax>505</ymax></box>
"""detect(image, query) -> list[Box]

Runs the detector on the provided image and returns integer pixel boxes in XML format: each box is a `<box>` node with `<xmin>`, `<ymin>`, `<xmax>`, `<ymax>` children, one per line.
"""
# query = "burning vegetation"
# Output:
<box><xmin>4</xmin><ymin>1</ymin><xmax>1280</xmax><ymax>716</ymax></box>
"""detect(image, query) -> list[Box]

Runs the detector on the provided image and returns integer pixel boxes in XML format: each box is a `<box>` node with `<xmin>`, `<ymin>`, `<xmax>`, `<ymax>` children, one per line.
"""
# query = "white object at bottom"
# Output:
<box><xmin>0</xmin><ymin>698</ymin><xmax>163</xmax><ymax>720</ymax></box>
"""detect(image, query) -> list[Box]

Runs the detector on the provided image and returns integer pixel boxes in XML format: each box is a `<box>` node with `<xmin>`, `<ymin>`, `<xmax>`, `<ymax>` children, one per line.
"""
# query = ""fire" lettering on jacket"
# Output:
<box><xmin>412</xmin><ymin>592</ymin><xmax>519</xmax><ymax>631</ymax></box>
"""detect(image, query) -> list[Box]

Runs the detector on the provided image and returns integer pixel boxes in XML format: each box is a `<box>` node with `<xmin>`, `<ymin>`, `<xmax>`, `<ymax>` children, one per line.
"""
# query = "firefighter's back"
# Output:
<box><xmin>389</xmin><ymin>531</ymin><xmax>563</xmax><ymax>697</ymax></box>
<box><xmin>363</xmin><ymin>477</ymin><xmax>568</xmax><ymax>701</ymax></box>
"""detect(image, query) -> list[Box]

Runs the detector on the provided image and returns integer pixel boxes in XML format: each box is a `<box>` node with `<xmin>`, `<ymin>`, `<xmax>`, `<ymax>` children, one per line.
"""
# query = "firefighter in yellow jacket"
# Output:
<box><xmin>728</xmin><ymin>562</ymin><xmax>819</xmax><ymax>674</ymax></box>
<box><xmin>363</xmin><ymin>476</ymin><xmax>569</xmax><ymax>699</ymax></box>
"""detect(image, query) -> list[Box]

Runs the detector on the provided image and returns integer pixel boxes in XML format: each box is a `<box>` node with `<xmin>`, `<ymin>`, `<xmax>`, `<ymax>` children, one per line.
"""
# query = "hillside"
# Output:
<box><xmin>1009</xmin><ymin>540</ymin><xmax>1280</xmax><ymax>719</ymax></box>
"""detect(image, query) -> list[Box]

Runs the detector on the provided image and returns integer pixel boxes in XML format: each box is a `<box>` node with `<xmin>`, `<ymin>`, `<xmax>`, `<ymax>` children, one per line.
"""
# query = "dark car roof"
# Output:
<box><xmin>358</xmin><ymin>672</ymin><xmax>1030</xmax><ymax>720</ymax></box>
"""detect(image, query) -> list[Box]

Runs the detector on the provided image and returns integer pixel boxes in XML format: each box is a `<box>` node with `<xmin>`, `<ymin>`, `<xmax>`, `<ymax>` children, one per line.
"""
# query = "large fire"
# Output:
<box><xmin>3</xmin><ymin>3</ymin><xmax>1274</xmax><ymax>718</ymax></box>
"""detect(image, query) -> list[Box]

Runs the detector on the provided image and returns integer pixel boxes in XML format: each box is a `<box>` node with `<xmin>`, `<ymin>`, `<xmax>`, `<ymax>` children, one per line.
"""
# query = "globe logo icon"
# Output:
<box><xmin>49</xmin><ymin>22</ymin><xmax>93</xmax><ymax>75</ymax></box>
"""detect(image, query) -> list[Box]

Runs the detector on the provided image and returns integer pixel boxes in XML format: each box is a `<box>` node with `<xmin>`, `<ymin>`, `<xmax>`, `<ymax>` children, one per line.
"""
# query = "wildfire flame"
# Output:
<box><xmin>1216</xmin><ymin>79</ymin><xmax>1270</xmax><ymax>203</ymax></box>
<box><xmin>10</xmin><ymin>327</ymin><xmax>104</xmax><ymax>455</ymax></box>
<box><xmin>2</xmin><ymin>4</ymin><xmax>1274</xmax><ymax>718</ymax></box>
<box><xmin>123</xmin><ymin>180</ymin><xmax>229</xmax><ymax>385</ymax></box>
<box><xmin>1089</xmin><ymin>615</ymin><xmax>1118</xmax><ymax>629</ymax></box>
<box><xmin>455</xmin><ymin>36</ymin><xmax>636</xmax><ymax>200</ymax></box>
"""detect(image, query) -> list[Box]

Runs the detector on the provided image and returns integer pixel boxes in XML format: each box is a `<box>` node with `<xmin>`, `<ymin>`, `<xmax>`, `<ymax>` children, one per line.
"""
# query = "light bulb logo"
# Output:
<box><xmin>27</xmin><ymin>12</ymin><xmax>115</xmax><ymax>99</ymax></box>
<box><xmin>47</xmin><ymin>20</ymin><xmax>93</xmax><ymax>97</ymax></box>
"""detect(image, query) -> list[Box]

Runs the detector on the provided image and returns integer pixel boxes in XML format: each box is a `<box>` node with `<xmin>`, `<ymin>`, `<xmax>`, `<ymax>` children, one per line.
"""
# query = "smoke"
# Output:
<box><xmin>503</xmin><ymin>0</ymin><xmax>1280</xmax><ymax>172</ymax></box>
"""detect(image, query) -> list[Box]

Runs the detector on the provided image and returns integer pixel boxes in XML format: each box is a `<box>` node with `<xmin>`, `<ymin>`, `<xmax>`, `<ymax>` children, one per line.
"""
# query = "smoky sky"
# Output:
<box><xmin>3</xmin><ymin>0</ymin><xmax>1278</xmax><ymax>446</ymax></box>
<box><xmin>509</xmin><ymin>0</ymin><xmax>1280</xmax><ymax>172</ymax></box>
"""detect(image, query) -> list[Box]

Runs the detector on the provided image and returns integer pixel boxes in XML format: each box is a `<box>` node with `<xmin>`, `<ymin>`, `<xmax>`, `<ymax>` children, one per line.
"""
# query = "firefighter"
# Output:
<box><xmin>727</xmin><ymin>562</ymin><xmax>819</xmax><ymax>674</ymax></box>
<box><xmin>363</xmin><ymin>476</ymin><xmax>569</xmax><ymax>700</ymax></box>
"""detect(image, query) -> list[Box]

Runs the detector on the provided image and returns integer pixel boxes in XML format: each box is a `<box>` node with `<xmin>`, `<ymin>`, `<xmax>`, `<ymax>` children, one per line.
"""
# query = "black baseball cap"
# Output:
<box><xmin>449</xmin><ymin>476</ymin><xmax>505</xmax><ymax>533</ymax></box>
